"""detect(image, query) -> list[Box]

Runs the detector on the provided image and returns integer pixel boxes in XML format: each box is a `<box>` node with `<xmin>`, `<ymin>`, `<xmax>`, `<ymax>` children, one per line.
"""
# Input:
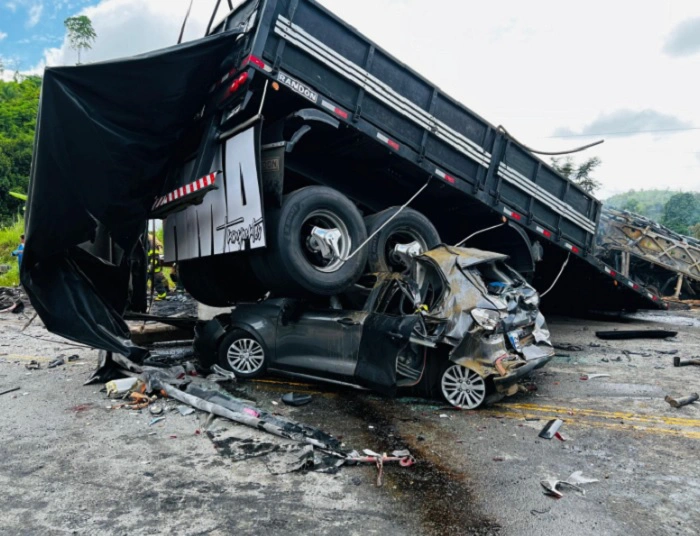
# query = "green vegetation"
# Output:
<box><xmin>0</xmin><ymin>76</ymin><xmax>41</xmax><ymax>226</ymax></box>
<box><xmin>605</xmin><ymin>189</ymin><xmax>700</xmax><ymax>235</ymax></box>
<box><xmin>0</xmin><ymin>217</ymin><xmax>24</xmax><ymax>286</ymax></box>
<box><xmin>551</xmin><ymin>156</ymin><xmax>602</xmax><ymax>194</ymax></box>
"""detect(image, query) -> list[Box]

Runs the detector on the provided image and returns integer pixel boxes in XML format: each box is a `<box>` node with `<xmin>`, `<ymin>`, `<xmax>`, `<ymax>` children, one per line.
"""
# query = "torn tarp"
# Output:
<box><xmin>22</xmin><ymin>30</ymin><xmax>241</xmax><ymax>360</ymax></box>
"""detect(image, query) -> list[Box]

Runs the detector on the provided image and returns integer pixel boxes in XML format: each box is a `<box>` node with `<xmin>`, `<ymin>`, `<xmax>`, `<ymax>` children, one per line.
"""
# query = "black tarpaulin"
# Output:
<box><xmin>22</xmin><ymin>31</ymin><xmax>240</xmax><ymax>359</ymax></box>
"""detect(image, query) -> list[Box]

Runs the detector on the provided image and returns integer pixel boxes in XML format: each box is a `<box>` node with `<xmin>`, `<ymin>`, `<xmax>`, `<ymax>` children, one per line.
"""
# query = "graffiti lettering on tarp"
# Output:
<box><xmin>217</xmin><ymin>217</ymin><xmax>264</xmax><ymax>249</ymax></box>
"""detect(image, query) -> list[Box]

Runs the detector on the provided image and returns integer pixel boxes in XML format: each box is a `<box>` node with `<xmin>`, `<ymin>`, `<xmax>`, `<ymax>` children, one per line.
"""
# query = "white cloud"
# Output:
<box><xmin>31</xmin><ymin>0</ymin><xmax>700</xmax><ymax>199</ymax></box>
<box><xmin>38</xmin><ymin>0</ymin><xmax>219</xmax><ymax>67</ymax></box>
<box><xmin>5</xmin><ymin>2</ymin><xmax>17</xmax><ymax>12</ymax></box>
<box><xmin>27</xmin><ymin>2</ymin><xmax>43</xmax><ymax>27</ymax></box>
<box><xmin>0</xmin><ymin>31</ymin><xmax>7</xmax><ymax>41</ymax></box>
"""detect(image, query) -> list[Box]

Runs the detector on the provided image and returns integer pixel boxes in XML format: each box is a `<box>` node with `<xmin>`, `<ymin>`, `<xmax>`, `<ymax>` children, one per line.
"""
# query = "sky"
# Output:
<box><xmin>1</xmin><ymin>0</ymin><xmax>699</xmax><ymax>199</ymax></box>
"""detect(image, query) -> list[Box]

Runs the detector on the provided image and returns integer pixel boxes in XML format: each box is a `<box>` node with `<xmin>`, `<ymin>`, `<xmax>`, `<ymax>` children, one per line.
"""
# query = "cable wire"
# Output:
<box><xmin>177</xmin><ymin>0</ymin><xmax>194</xmax><ymax>44</ymax></box>
<box><xmin>454</xmin><ymin>222</ymin><xmax>506</xmax><ymax>247</ymax></box>
<box><xmin>539</xmin><ymin>252</ymin><xmax>571</xmax><ymax>298</ymax></box>
<box><xmin>498</xmin><ymin>125</ymin><xmax>604</xmax><ymax>156</ymax></box>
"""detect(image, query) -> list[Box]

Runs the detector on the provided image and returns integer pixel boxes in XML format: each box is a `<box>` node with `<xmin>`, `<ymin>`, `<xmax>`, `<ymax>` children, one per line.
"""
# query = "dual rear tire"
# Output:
<box><xmin>180</xmin><ymin>186</ymin><xmax>441</xmax><ymax>304</ymax></box>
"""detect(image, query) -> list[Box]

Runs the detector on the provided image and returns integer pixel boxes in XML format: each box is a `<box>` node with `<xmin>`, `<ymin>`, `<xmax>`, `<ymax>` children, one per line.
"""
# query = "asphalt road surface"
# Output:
<box><xmin>1</xmin><ymin>305</ymin><xmax>699</xmax><ymax>535</ymax></box>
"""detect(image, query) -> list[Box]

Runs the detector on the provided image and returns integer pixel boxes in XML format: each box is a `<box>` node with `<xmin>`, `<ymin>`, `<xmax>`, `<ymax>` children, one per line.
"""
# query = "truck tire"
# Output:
<box><xmin>364</xmin><ymin>207</ymin><xmax>441</xmax><ymax>273</ymax></box>
<box><xmin>252</xmin><ymin>186</ymin><xmax>368</xmax><ymax>296</ymax></box>
<box><xmin>178</xmin><ymin>254</ymin><xmax>267</xmax><ymax>307</ymax></box>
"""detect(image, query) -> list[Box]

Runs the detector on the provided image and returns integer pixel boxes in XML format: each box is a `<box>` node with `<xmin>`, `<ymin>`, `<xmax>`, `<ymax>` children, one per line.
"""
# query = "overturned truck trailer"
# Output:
<box><xmin>597</xmin><ymin>207</ymin><xmax>700</xmax><ymax>299</ymax></box>
<box><xmin>22</xmin><ymin>0</ymin><xmax>665</xmax><ymax>358</ymax></box>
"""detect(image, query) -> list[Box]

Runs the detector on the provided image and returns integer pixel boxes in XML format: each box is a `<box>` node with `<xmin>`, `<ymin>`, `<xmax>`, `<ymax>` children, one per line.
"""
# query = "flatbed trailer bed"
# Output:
<box><xmin>196</xmin><ymin>0</ymin><xmax>664</xmax><ymax>311</ymax></box>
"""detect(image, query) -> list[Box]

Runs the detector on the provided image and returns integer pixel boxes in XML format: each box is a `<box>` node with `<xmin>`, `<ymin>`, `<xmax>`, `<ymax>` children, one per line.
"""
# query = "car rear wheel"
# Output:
<box><xmin>217</xmin><ymin>329</ymin><xmax>267</xmax><ymax>379</ymax></box>
<box><xmin>252</xmin><ymin>186</ymin><xmax>368</xmax><ymax>296</ymax></box>
<box><xmin>364</xmin><ymin>207</ymin><xmax>440</xmax><ymax>273</ymax></box>
<box><xmin>441</xmin><ymin>364</ymin><xmax>487</xmax><ymax>409</ymax></box>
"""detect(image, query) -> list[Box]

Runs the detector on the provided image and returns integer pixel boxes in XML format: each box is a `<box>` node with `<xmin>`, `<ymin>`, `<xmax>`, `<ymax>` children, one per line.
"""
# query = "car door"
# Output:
<box><xmin>274</xmin><ymin>301</ymin><xmax>367</xmax><ymax>382</ymax></box>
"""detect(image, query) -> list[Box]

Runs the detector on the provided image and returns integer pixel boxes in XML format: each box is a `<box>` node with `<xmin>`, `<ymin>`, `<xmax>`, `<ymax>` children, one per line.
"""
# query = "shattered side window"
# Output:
<box><xmin>472</xmin><ymin>261</ymin><xmax>524</xmax><ymax>293</ymax></box>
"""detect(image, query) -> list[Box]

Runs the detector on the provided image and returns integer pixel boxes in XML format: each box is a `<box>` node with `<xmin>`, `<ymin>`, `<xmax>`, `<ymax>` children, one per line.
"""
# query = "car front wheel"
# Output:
<box><xmin>218</xmin><ymin>329</ymin><xmax>267</xmax><ymax>379</ymax></box>
<box><xmin>440</xmin><ymin>364</ymin><xmax>487</xmax><ymax>409</ymax></box>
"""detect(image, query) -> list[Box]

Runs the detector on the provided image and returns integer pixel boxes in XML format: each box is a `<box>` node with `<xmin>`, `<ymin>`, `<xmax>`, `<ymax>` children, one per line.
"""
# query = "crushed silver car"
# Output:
<box><xmin>194</xmin><ymin>245</ymin><xmax>554</xmax><ymax>409</ymax></box>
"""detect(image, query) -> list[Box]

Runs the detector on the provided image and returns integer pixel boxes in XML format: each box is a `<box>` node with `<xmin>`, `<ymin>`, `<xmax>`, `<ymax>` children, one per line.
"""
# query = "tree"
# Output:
<box><xmin>64</xmin><ymin>16</ymin><xmax>97</xmax><ymax>65</ymax></box>
<box><xmin>690</xmin><ymin>223</ymin><xmax>700</xmax><ymax>240</ymax></box>
<box><xmin>550</xmin><ymin>156</ymin><xmax>602</xmax><ymax>194</ymax></box>
<box><xmin>662</xmin><ymin>192</ymin><xmax>698</xmax><ymax>235</ymax></box>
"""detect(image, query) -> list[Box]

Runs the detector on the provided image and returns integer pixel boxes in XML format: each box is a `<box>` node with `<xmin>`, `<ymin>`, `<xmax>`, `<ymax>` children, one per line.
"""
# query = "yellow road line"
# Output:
<box><xmin>485</xmin><ymin>409</ymin><xmax>700</xmax><ymax>440</ymax></box>
<box><xmin>501</xmin><ymin>402</ymin><xmax>700</xmax><ymax>428</ymax></box>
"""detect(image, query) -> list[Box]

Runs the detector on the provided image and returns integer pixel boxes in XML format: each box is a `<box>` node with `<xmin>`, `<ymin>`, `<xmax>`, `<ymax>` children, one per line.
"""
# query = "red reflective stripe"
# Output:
<box><xmin>633</xmin><ymin>284</ymin><xmax>639</xmax><ymax>290</ymax></box>
<box><xmin>510</xmin><ymin>211</ymin><xmax>522</xmax><ymax>221</ymax></box>
<box><xmin>443</xmin><ymin>174</ymin><xmax>456</xmax><ymax>184</ymax></box>
<box><xmin>244</xmin><ymin>55</ymin><xmax>265</xmax><ymax>69</ymax></box>
<box><xmin>210</xmin><ymin>172</ymin><xmax>216</xmax><ymax>184</ymax></box>
<box><xmin>571</xmin><ymin>246</ymin><xmax>580</xmax><ymax>254</ymax></box>
<box><xmin>387</xmin><ymin>139</ymin><xmax>400</xmax><ymax>150</ymax></box>
<box><xmin>543</xmin><ymin>229</ymin><xmax>552</xmax><ymax>237</ymax></box>
<box><xmin>334</xmin><ymin>107</ymin><xmax>348</xmax><ymax>119</ymax></box>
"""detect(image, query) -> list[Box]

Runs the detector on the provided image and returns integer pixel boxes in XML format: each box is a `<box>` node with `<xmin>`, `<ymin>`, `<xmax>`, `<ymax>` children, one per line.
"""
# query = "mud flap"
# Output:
<box><xmin>354</xmin><ymin>314</ymin><xmax>420</xmax><ymax>397</ymax></box>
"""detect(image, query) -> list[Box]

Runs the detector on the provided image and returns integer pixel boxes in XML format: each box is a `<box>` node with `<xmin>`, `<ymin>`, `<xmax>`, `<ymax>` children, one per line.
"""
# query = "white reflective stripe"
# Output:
<box><xmin>377</xmin><ymin>132</ymin><xmax>389</xmax><ymax>143</ymax></box>
<box><xmin>275</xmin><ymin>19</ymin><xmax>491</xmax><ymax>167</ymax></box>
<box><xmin>503</xmin><ymin>207</ymin><xmax>512</xmax><ymax>217</ymax></box>
<box><xmin>498</xmin><ymin>163</ymin><xmax>596</xmax><ymax>234</ymax></box>
<box><xmin>199</xmin><ymin>178</ymin><xmax>205</xmax><ymax>189</ymax></box>
<box><xmin>435</xmin><ymin>169</ymin><xmax>447</xmax><ymax>179</ymax></box>
<box><xmin>192</xmin><ymin>181</ymin><xmax>199</xmax><ymax>191</ymax></box>
<box><xmin>499</xmin><ymin>163</ymin><xmax>595</xmax><ymax>232</ymax></box>
<box><xmin>320</xmin><ymin>100</ymin><xmax>336</xmax><ymax>113</ymax></box>
<box><xmin>275</xmin><ymin>17</ymin><xmax>491</xmax><ymax>168</ymax></box>
<box><xmin>185</xmin><ymin>184</ymin><xmax>191</xmax><ymax>194</ymax></box>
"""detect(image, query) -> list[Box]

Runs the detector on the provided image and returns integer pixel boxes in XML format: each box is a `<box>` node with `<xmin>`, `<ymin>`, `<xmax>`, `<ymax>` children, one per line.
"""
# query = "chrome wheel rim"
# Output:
<box><xmin>226</xmin><ymin>338</ymin><xmax>265</xmax><ymax>375</ymax></box>
<box><xmin>302</xmin><ymin>209</ymin><xmax>351</xmax><ymax>273</ymax></box>
<box><xmin>441</xmin><ymin>365</ymin><xmax>487</xmax><ymax>409</ymax></box>
<box><xmin>386</xmin><ymin>229</ymin><xmax>427</xmax><ymax>271</ymax></box>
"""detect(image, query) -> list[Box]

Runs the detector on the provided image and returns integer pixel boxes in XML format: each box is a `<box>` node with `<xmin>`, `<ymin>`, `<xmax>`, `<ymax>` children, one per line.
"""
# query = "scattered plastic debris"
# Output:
<box><xmin>673</xmin><ymin>357</ymin><xmax>700</xmax><ymax>367</ymax></box>
<box><xmin>25</xmin><ymin>360</ymin><xmax>41</xmax><ymax>370</ymax></box>
<box><xmin>539</xmin><ymin>419</ymin><xmax>564</xmax><ymax>440</ymax></box>
<box><xmin>0</xmin><ymin>386</ymin><xmax>20</xmax><ymax>396</ymax></box>
<box><xmin>47</xmin><ymin>356</ymin><xmax>65</xmax><ymax>368</ymax></box>
<box><xmin>149</xmin><ymin>417</ymin><xmax>166</xmax><ymax>426</ymax></box>
<box><xmin>541</xmin><ymin>471</ymin><xmax>599</xmax><ymax>498</ymax></box>
<box><xmin>281</xmin><ymin>392</ymin><xmax>313</xmax><ymax>407</ymax></box>
<box><xmin>149</xmin><ymin>404</ymin><xmax>164</xmax><ymax>416</ymax></box>
<box><xmin>580</xmin><ymin>373</ymin><xmax>610</xmax><ymax>381</ymax></box>
<box><xmin>105</xmin><ymin>377</ymin><xmax>139</xmax><ymax>397</ymax></box>
<box><xmin>664</xmin><ymin>393</ymin><xmax>699</xmax><ymax>408</ymax></box>
<box><xmin>177</xmin><ymin>405</ymin><xmax>195</xmax><ymax>416</ymax></box>
<box><xmin>553</xmin><ymin>343</ymin><xmax>584</xmax><ymax>352</ymax></box>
